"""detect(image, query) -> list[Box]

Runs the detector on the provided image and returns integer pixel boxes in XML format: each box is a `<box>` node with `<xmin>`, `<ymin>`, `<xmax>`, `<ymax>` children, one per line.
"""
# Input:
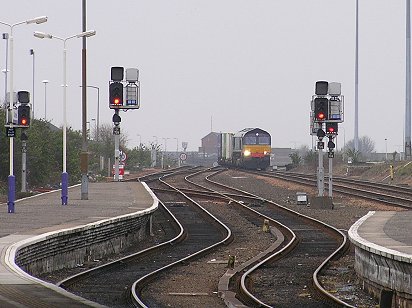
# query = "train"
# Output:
<box><xmin>218</xmin><ymin>127</ymin><xmax>271</xmax><ymax>170</ymax></box>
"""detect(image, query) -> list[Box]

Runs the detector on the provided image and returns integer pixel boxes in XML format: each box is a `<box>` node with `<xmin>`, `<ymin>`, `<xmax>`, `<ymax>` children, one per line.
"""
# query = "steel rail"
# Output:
<box><xmin>57</xmin><ymin>199</ymin><xmax>184</xmax><ymax>287</ymax></box>
<box><xmin>184</xmin><ymin>169</ymin><xmax>298</xmax><ymax>307</ymax></box>
<box><xmin>204</xmin><ymin>169</ymin><xmax>353</xmax><ymax>307</ymax></box>
<box><xmin>254</xmin><ymin>170</ymin><xmax>412</xmax><ymax>209</ymax></box>
<box><xmin>131</xmin><ymin>169</ymin><xmax>233</xmax><ymax>307</ymax></box>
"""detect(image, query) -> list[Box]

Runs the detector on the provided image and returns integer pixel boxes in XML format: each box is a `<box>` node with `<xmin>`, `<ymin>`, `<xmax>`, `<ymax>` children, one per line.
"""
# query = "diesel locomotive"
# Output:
<box><xmin>218</xmin><ymin>127</ymin><xmax>271</xmax><ymax>170</ymax></box>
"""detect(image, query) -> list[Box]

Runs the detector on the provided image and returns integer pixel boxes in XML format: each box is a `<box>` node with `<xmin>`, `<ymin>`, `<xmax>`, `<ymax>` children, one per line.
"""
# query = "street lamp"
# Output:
<box><xmin>41</xmin><ymin>79</ymin><xmax>48</xmax><ymax>120</ymax></box>
<box><xmin>162</xmin><ymin>137</ymin><xmax>170</xmax><ymax>169</ymax></box>
<box><xmin>0</xmin><ymin>16</ymin><xmax>48</xmax><ymax>213</ymax></box>
<box><xmin>2</xmin><ymin>33</ymin><xmax>8</xmax><ymax>109</ymax></box>
<box><xmin>2</xmin><ymin>68</ymin><xmax>8</xmax><ymax>109</ymax></box>
<box><xmin>79</xmin><ymin>85</ymin><xmax>99</xmax><ymax>141</ymax></box>
<box><xmin>34</xmin><ymin>29</ymin><xmax>96</xmax><ymax>205</ymax></box>
<box><xmin>152</xmin><ymin>136</ymin><xmax>158</xmax><ymax>167</ymax></box>
<box><xmin>385</xmin><ymin>138</ymin><xmax>388</xmax><ymax>161</ymax></box>
<box><xmin>91</xmin><ymin>118</ymin><xmax>96</xmax><ymax>140</ymax></box>
<box><xmin>174</xmin><ymin>137</ymin><xmax>179</xmax><ymax>167</ymax></box>
<box><xmin>29</xmin><ymin>49</ymin><xmax>35</xmax><ymax>117</ymax></box>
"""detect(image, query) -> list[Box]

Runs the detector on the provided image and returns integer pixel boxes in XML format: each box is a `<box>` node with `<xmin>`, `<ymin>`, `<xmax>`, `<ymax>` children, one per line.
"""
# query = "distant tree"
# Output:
<box><xmin>126</xmin><ymin>144</ymin><xmax>152</xmax><ymax>170</ymax></box>
<box><xmin>86</xmin><ymin>123</ymin><xmax>129</xmax><ymax>176</ymax></box>
<box><xmin>344</xmin><ymin>136</ymin><xmax>375</xmax><ymax>156</ymax></box>
<box><xmin>289</xmin><ymin>152</ymin><xmax>301</xmax><ymax>166</ymax></box>
<box><xmin>344</xmin><ymin>148</ymin><xmax>362</xmax><ymax>164</ymax></box>
<box><xmin>303</xmin><ymin>149</ymin><xmax>317</xmax><ymax>166</ymax></box>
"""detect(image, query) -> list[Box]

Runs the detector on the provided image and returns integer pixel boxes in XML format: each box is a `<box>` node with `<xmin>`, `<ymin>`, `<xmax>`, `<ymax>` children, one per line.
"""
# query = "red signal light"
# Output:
<box><xmin>114</xmin><ymin>98</ymin><xmax>121</xmax><ymax>105</ymax></box>
<box><xmin>326</xmin><ymin>123</ymin><xmax>338</xmax><ymax>135</ymax></box>
<box><xmin>21</xmin><ymin>118</ymin><xmax>27</xmax><ymax>125</ymax></box>
<box><xmin>317</xmin><ymin>112</ymin><xmax>325</xmax><ymax>120</ymax></box>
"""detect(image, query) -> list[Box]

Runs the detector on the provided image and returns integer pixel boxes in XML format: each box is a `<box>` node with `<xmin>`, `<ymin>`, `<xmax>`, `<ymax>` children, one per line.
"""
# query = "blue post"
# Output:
<box><xmin>61</xmin><ymin>172</ymin><xmax>68</xmax><ymax>205</ymax></box>
<box><xmin>7</xmin><ymin>175</ymin><xmax>15</xmax><ymax>213</ymax></box>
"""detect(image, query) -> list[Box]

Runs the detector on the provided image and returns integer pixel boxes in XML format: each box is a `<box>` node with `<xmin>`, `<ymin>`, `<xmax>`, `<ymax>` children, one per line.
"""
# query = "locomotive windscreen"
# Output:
<box><xmin>244</xmin><ymin>135</ymin><xmax>270</xmax><ymax>145</ymax></box>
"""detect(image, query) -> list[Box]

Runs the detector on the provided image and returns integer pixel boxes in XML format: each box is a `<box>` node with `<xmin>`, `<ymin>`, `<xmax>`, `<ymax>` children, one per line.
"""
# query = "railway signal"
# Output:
<box><xmin>109</xmin><ymin>82</ymin><xmax>123</xmax><ymax>108</ymax></box>
<box><xmin>17</xmin><ymin>105</ymin><xmax>31</xmax><ymax>127</ymax></box>
<box><xmin>310</xmin><ymin>81</ymin><xmax>345</xmax><ymax>202</ymax></box>
<box><xmin>327</xmin><ymin>138</ymin><xmax>335</xmax><ymax>150</ymax></box>
<box><xmin>326</xmin><ymin>122</ymin><xmax>338</xmax><ymax>135</ymax></box>
<box><xmin>314</xmin><ymin>97</ymin><xmax>329</xmax><ymax>122</ymax></box>
<box><xmin>109</xmin><ymin>66</ymin><xmax>140</xmax><ymax>181</ymax></box>
<box><xmin>315</xmin><ymin>81</ymin><xmax>328</xmax><ymax>95</ymax></box>
<box><xmin>17</xmin><ymin>91</ymin><xmax>30</xmax><ymax>104</ymax></box>
<box><xmin>111</xmin><ymin>66</ymin><xmax>124</xmax><ymax>82</ymax></box>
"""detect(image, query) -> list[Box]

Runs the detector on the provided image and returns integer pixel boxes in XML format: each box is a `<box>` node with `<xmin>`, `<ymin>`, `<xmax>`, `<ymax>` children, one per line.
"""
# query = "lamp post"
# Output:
<box><xmin>354</xmin><ymin>0</ymin><xmax>359</xmax><ymax>152</ymax></box>
<box><xmin>174</xmin><ymin>137</ymin><xmax>179</xmax><ymax>167</ymax></box>
<box><xmin>91</xmin><ymin>118</ymin><xmax>96</xmax><ymax>140</ymax></box>
<box><xmin>41</xmin><ymin>79</ymin><xmax>48</xmax><ymax>120</ymax></box>
<box><xmin>162</xmin><ymin>137</ymin><xmax>169</xmax><ymax>169</ymax></box>
<box><xmin>29</xmin><ymin>49</ymin><xmax>35</xmax><ymax>117</ymax></box>
<box><xmin>2</xmin><ymin>69</ymin><xmax>8</xmax><ymax>108</ymax></box>
<box><xmin>385</xmin><ymin>138</ymin><xmax>388</xmax><ymax>161</ymax></box>
<box><xmin>152</xmin><ymin>136</ymin><xmax>158</xmax><ymax>167</ymax></box>
<box><xmin>137</xmin><ymin>134</ymin><xmax>142</xmax><ymax>147</ymax></box>
<box><xmin>80</xmin><ymin>85</ymin><xmax>99</xmax><ymax>141</ymax></box>
<box><xmin>2</xmin><ymin>33</ymin><xmax>8</xmax><ymax>109</ymax></box>
<box><xmin>34</xmin><ymin>29</ymin><xmax>96</xmax><ymax>205</ymax></box>
<box><xmin>86</xmin><ymin>121</ymin><xmax>90</xmax><ymax>140</ymax></box>
<box><xmin>0</xmin><ymin>16</ymin><xmax>48</xmax><ymax>213</ymax></box>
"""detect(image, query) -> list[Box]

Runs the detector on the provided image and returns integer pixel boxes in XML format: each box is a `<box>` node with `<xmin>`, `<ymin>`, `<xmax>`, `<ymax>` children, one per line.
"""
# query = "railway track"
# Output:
<box><xmin>58</xmin><ymin>168</ymin><xmax>231</xmax><ymax>307</ymax></box>
<box><xmin>43</xmin><ymin>166</ymin><xmax>379</xmax><ymax>307</ymax></box>
<box><xmin>132</xmin><ymin>167</ymin><xmax>355</xmax><ymax>307</ymax></box>
<box><xmin>254</xmin><ymin>170</ymin><xmax>412</xmax><ymax>209</ymax></box>
<box><xmin>187</xmin><ymin>168</ymin><xmax>352</xmax><ymax>307</ymax></box>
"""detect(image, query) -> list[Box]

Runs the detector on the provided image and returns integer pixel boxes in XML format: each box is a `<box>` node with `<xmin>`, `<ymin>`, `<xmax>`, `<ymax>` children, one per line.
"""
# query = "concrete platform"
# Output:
<box><xmin>349</xmin><ymin>211</ymin><xmax>412</xmax><ymax>306</ymax></box>
<box><xmin>0</xmin><ymin>181</ymin><xmax>158</xmax><ymax>307</ymax></box>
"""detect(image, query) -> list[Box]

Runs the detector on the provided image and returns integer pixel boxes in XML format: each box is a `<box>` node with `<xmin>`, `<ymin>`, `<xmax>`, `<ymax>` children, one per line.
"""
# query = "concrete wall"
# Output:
<box><xmin>349</xmin><ymin>212</ymin><xmax>412</xmax><ymax>307</ymax></box>
<box><xmin>15</xmin><ymin>214</ymin><xmax>153</xmax><ymax>276</ymax></box>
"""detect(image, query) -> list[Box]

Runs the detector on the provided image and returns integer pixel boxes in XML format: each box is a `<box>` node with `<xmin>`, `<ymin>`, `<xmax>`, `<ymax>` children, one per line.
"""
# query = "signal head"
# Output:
<box><xmin>314</xmin><ymin>97</ymin><xmax>329</xmax><ymax>122</ymax></box>
<box><xmin>109</xmin><ymin>82</ymin><xmax>124</xmax><ymax>109</ymax></box>
<box><xmin>326</xmin><ymin>122</ymin><xmax>338</xmax><ymax>135</ymax></box>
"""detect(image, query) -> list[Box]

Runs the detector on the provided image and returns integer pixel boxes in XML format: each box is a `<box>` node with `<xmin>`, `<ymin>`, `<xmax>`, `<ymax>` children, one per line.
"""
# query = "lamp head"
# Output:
<box><xmin>34</xmin><ymin>31</ymin><xmax>52</xmax><ymax>39</ymax></box>
<box><xmin>76</xmin><ymin>30</ymin><xmax>96</xmax><ymax>38</ymax></box>
<box><xmin>27</xmin><ymin>16</ymin><xmax>48</xmax><ymax>25</ymax></box>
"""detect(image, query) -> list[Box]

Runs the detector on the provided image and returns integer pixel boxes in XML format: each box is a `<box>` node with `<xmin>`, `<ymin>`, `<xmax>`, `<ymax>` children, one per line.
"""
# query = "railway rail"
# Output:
<box><xmin>254</xmin><ymin>170</ymin><xmax>412</xmax><ymax>209</ymax></box>
<box><xmin>58</xmin><ymin>168</ymin><xmax>231</xmax><ymax>307</ymax></box>
<box><xmin>191</xmin><ymin>168</ymin><xmax>353</xmax><ymax>307</ymax></box>
<box><xmin>36</xmin><ymin>166</ymin><xmax>381</xmax><ymax>307</ymax></box>
<box><xmin>134</xmin><ymin>167</ymin><xmax>356</xmax><ymax>307</ymax></box>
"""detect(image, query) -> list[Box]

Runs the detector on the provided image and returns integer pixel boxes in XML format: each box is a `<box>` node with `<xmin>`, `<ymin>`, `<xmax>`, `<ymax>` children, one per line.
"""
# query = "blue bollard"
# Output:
<box><xmin>61</xmin><ymin>172</ymin><xmax>68</xmax><ymax>205</ymax></box>
<box><xmin>7</xmin><ymin>175</ymin><xmax>15</xmax><ymax>213</ymax></box>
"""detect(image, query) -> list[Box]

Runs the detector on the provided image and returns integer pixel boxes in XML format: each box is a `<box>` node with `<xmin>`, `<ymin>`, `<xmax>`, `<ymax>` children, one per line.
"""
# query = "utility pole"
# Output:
<box><xmin>406</xmin><ymin>0</ymin><xmax>411</xmax><ymax>159</ymax></box>
<box><xmin>81</xmin><ymin>0</ymin><xmax>89</xmax><ymax>199</ymax></box>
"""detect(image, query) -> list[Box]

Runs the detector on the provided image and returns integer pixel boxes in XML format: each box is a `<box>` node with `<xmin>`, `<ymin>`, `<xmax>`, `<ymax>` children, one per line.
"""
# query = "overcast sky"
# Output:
<box><xmin>0</xmin><ymin>1</ymin><xmax>407</xmax><ymax>153</ymax></box>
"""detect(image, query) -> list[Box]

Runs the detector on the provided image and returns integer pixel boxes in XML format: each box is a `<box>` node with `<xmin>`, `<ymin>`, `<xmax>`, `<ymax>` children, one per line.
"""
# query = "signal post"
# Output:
<box><xmin>4</xmin><ymin>91</ymin><xmax>32</xmax><ymax>211</ymax></box>
<box><xmin>109</xmin><ymin>66</ymin><xmax>140</xmax><ymax>181</ymax></box>
<box><xmin>310</xmin><ymin>81</ymin><xmax>343</xmax><ymax>207</ymax></box>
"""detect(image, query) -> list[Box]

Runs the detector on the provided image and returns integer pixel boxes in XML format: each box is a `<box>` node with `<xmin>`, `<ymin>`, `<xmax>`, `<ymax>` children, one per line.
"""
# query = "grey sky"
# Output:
<box><xmin>0</xmin><ymin>1</ymin><xmax>407</xmax><ymax>153</ymax></box>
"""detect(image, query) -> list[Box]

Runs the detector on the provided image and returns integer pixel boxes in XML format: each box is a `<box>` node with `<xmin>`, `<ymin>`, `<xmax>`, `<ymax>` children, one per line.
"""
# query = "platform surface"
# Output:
<box><xmin>0</xmin><ymin>181</ymin><xmax>156</xmax><ymax>307</ymax></box>
<box><xmin>350</xmin><ymin>210</ymin><xmax>412</xmax><ymax>260</ymax></box>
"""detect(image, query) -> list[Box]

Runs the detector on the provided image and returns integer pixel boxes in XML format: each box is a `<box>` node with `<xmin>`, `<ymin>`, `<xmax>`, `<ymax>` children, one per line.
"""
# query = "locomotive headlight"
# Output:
<box><xmin>264</xmin><ymin>151</ymin><xmax>269</xmax><ymax>155</ymax></box>
<box><xmin>244</xmin><ymin>149</ymin><xmax>251</xmax><ymax>157</ymax></box>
